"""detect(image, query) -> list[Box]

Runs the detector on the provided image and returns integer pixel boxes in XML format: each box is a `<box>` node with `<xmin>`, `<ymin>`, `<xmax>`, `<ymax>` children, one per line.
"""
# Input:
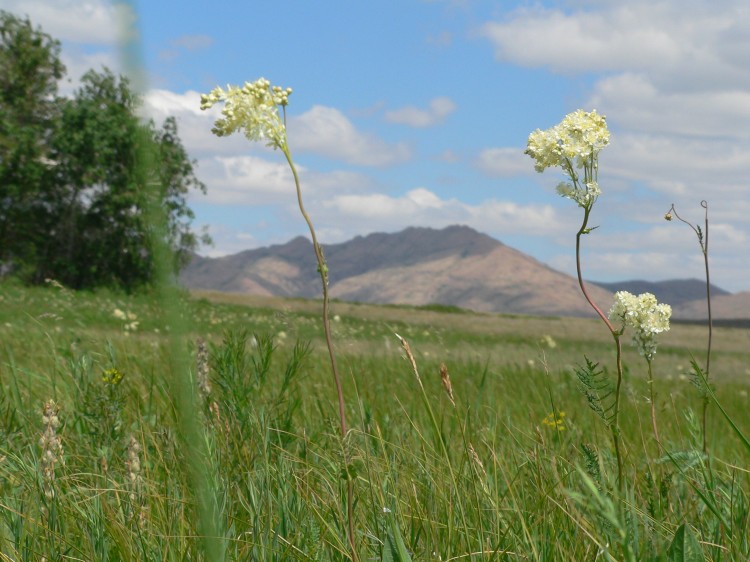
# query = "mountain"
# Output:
<box><xmin>181</xmin><ymin>225</ymin><xmax>615</xmax><ymax>317</ymax></box>
<box><xmin>181</xmin><ymin>225</ymin><xmax>745</xmax><ymax>319</ymax></box>
<box><xmin>591</xmin><ymin>279</ymin><xmax>730</xmax><ymax>307</ymax></box>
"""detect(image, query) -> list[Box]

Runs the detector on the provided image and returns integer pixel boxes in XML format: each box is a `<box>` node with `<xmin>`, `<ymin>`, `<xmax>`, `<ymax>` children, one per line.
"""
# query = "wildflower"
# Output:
<box><xmin>200</xmin><ymin>78</ymin><xmax>292</xmax><ymax>149</ymax></box>
<box><xmin>126</xmin><ymin>435</ymin><xmax>148</xmax><ymax>526</ymax></box>
<box><xmin>542</xmin><ymin>411</ymin><xmax>566</xmax><ymax>431</ymax></box>
<box><xmin>609</xmin><ymin>291</ymin><xmax>672</xmax><ymax>360</ymax></box>
<box><xmin>525</xmin><ymin>109</ymin><xmax>609</xmax><ymax>208</ymax></box>
<box><xmin>102</xmin><ymin>367</ymin><xmax>124</xmax><ymax>385</ymax></box>
<box><xmin>126</xmin><ymin>436</ymin><xmax>143</xmax><ymax>501</ymax></box>
<box><xmin>113</xmin><ymin>308</ymin><xmax>127</xmax><ymax>320</ymax></box>
<box><xmin>541</xmin><ymin>334</ymin><xmax>557</xmax><ymax>349</ymax></box>
<box><xmin>40</xmin><ymin>400</ymin><xmax>64</xmax><ymax>499</ymax></box>
<box><xmin>196</xmin><ymin>337</ymin><xmax>211</xmax><ymax>398</ymax></box>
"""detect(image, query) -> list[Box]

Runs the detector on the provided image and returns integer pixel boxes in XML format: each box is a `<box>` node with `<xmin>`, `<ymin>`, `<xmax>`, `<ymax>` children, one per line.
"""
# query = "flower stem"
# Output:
<box><xmin>647</xmin><ymin>359</ymin><xmax>661</xmax><ymax>447</ymax></box>
<box><xmin>667</xmin><ymin>201</ymin><xmax>712</xmax><ymax>454</ymax></box>
<box><xmin>282</xmin><ymin>146</ymin><xmax>358</xmax><ymax>562</ymax></box>
<box><xmin>576</xmin><ymin>205</ymin><xmax>624</xmax><ymax>494</ymax></box>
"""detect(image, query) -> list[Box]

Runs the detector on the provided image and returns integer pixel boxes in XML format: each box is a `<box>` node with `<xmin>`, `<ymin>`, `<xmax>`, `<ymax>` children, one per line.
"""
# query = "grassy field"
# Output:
<box><xmin>1</xmin><ymin>279</ymin><xmax>750</xmax><ymax>560</ymax></box>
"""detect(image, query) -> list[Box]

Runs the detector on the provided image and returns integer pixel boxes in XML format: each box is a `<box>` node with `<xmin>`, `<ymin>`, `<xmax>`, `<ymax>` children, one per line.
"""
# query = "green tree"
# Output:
<box><xmin>0</xmin><ymin>11</ymin><xmax>208</xmax><ymax>290</ymax></box>
<box><xmin>0</xmin><ymin>10</ymin><xmax>65</xmax><ymax>275</ymax></box>
<box><xmin>46</xmin><ymin>69</ymin><xmax>208</xmax><ymax>290</ymax></box>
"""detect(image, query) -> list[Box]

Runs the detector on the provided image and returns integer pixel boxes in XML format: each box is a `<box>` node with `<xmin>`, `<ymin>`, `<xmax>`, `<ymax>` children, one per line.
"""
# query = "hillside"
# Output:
<box><xmin>181</xmin><ymin>225</ymin><xmax>614</xmax><ymax>317</ymax></box>
<box><xmin>181</xmin><ymin>225</ymin><xmax>744</xmax><ymax>319</ymax></box>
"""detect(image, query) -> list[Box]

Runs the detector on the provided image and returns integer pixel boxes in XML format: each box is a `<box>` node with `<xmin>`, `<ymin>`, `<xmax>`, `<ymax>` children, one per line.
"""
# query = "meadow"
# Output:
<box><xmin>1</xmin><ymin>279</ymin><xmax>749</xmax><ymax>560</ymax></box>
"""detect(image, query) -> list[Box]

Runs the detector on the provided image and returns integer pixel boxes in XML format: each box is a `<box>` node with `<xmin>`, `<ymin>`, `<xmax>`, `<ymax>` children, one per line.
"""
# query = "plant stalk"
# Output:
<box><xmin>647</xmin><ymin>359</ymin><xmax>661</xmax><ymax>447</ymax></box>
<box><xmin>667</xmin><ymin>201</ymin><xmax>712</xmax><ymax>454</ymax></box>
<box><xmin>282</xmin><ymin>147</ymin><xmax>358</xmax><ymax>562</ymax></box>
<box><xmin>576</xmin><ymin>205</ymin><xmax>624</xmax><ymax>494</ymax></box>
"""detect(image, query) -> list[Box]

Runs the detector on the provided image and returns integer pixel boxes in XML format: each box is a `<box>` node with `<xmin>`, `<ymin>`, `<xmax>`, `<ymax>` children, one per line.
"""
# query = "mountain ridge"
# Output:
<box><xmin>181</xmin><ymin>225</ymin><xmax>742</xmax><ymax>319</ymax></box>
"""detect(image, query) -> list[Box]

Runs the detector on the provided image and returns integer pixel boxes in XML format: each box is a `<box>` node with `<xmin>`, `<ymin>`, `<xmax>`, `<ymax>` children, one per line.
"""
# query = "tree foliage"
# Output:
<box><xmin>0</xmin><ymin>10</ymin><xmax>208</xmax><ymax>290</ymax></box>
<box><xmin>0</xmin><ymin>11</ymin><xmax>65</xmax><ymax>276</ymax></box>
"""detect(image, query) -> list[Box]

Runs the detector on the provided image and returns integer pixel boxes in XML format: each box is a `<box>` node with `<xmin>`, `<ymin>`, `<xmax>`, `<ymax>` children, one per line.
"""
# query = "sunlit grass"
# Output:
<box><xmin>1</xmin><ymin>281</ymin><xmax>750</xmax><ymax>560</ymax></box>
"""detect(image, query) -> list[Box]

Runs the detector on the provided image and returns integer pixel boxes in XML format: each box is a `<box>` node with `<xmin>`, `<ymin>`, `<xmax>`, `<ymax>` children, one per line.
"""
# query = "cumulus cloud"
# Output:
<box><xmin>142</xmin><ymin>91</ymin><xmax>412</xmax><ymax>168</ymax></box>
<box><xmin>548</xmin><ymin>250</ymin><xmax>708</xmax><ymax>286</ymax></box>
<box><xmin>198</xmin><ymin>224</ymin><xmax>261</xmax><ymax>257</ymax></box>
<box><xmin>602</xmin><ymin>133</ymin><xmax>750</xmax><ymax>196</ymax></box>
<box><xmin>385</xmin><ymin>97</ymin><xmax>457</xmax><ymax>128</ymax></box>
<box><xmin>193</xmin><ymin>155</ymin><xmax>375</xmax><ymax>206</ymax></box>
<box><xmin>4</xmin><ymin>0</ymin><xmax>133</xmax><ymax>44</ymax></box>
<box><xmin>475</xmin><ymin>147</ymin><xmax>530</xmax><ymax>177</ymax></box>
<box><xmin>478</xmin><ymin>1</ymin><xmax>750</xmax><ymax>90</ymax></box>
<box><xmin>289</xmin><ymin>106</ymin><xmax>412</xmax><ymax>166</ymax></box>
<box><xmin>588</xmin><ymin>74</ymin><xmax>750</xmax><ymax>139</ymax></box>
<box><xmin>315</xmin><ymin>188</ymin><xmax>572</xmax><ymax>238</ymax></box>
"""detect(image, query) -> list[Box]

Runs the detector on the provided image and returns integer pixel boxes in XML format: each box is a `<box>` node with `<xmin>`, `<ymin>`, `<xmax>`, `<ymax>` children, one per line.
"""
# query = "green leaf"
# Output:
<box><xmin>382</xmin><ymin>510</ymin><xmax>412</xmax><ymax>562</ymax></box>
<box><xmin>666</xmin><ymin>523</ymin><xmax>704</xmax><ymax>562</ymax></box>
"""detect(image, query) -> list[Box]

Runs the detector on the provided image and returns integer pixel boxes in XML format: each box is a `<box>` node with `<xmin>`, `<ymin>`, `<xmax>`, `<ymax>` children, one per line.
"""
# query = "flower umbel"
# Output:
<box><xmin>542</xmin><ymin>411</ymin><xmax>566</xmax><ymax>431</ymax></box>
<box><xmin>609</xmin><ymin>291</ymin><xmax>672</xmax><ymax>360</ymax></box>
<box><xmin>525</xmin><ymin>109</ymin><xmax>609</xmax><ymax>208</ymax></box>
<box><xmin>102</xmin><ymin>367</ymin><xmax>124</xmax><ymax>385</ymax></box>
<box><xmin>200</xmin><ymin>78</ymin><xmax>292</xmax><ymax>149</ymax></box>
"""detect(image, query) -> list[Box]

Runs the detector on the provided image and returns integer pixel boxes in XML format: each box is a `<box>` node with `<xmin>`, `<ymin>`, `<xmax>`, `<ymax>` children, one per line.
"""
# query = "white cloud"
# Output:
<box><xmin>289</xmin><ymin>106</ymin><xmax>412</xmax><ymax>166</ymax></box>
<box><xmin>316</xmin><ymin>188</ymin><xmax>572</xmax><ymax>238</ymax></box>
<box><xmin>196</xmin><ymin>156</ymin><xmax>294</xmax><ymax>205</ymax></box>
<box><xmin>385</xmin><ymin>97</ymin><xmax>457</xmax><ymax>128</ymax></box>
<box><xmin>601</xmin><ymin>133</ymin><xmax>750</xmax><ymax>196</ymax></box>
<box><xmin>588</xmin><ymin>74</ymin><xmax>750</xmax><ymax>139</ymax></box>
<box><xmin>142</xmin><ymin>89</ymin><xmax>272</xmax><ymax>158</ymax></box>
<box><xmin>475</xmin><ymin>147</ymin><xmax>530</xmax><ymax>177</ymax></box>
<box><xmin>57</xmin><ymin>49</ymin><xmax>121</xmax><ymax>95</ymax></box>
<box><xmin>192</xmin><ymin>154</ymin><xmax>375</xmax><ymax>206</ymax></box>
<box><xmin>5</xmin><ymin>0</ymin><xmax>128</xmax><ymax>95</ymax></box>
<box><xmin>548</xmin><ymin>250</ymin><xmax>706</xmax><ymax>285</ymax></box>
<box><xmin>5</xmin><ymin>0</ymin><xmax>134</xmax><ymax>45</ymax></box>
<box><xmin>198</xmin><ymin>224</ymin><xmax>261</xmax><ymax>257</ymax></box>
<box><xmin>478</xmin><ymin>1</ymin><xmax>750</xmax><ymax>90</ymax></box>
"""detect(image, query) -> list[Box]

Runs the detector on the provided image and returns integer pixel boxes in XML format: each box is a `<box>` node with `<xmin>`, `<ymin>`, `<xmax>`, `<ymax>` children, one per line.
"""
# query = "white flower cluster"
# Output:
<box><xmin>200</xmin><ymin>78</ymin><xmax>293</xmax><ymax>149</ymax></box>
<box><xmin>525</xmin><ymin>109</ymin><xmax>609</xmax><ymax>208</ymax></box>
<box><xmin>113</xmin><ymin>308</ymin><xmax>139</xmax><ymax>332</ymax></box>
<box><xmin>555</xmin><ymin>180</ymin><xmax>601</xmax><ymax>208</ymax></box>
<box><xmin>608</xmin><ymin>291</ymin><xmax>672</xmax><ymax>360</ymax></box>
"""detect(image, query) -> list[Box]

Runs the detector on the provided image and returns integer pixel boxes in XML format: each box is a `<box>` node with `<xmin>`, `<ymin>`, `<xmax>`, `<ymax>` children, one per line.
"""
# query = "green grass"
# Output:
<box><xmin>1</xmin><ymin>279</ymin><xmax>750</xmax><ymax>560</ymax></box>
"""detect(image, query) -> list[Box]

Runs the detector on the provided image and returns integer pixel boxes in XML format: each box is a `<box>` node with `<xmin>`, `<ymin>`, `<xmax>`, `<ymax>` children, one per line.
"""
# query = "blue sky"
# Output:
<box><xmin>8</xmin><ymin>0</ymin><xmax>750</xmax><ymax>292</ymax></box>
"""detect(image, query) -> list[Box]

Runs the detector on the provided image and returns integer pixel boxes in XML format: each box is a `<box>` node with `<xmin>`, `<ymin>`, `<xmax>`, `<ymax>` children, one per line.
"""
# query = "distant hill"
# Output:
<box><xmin>181</xmin><ymin>225</ymin><xmax>745</xmax><ymax>319</ymax></box>
<box><xmin>591</xmin><ymin>279</ymin><xmax>730</xmax><ymax>307</ymax></box>
<box><xmin>181</xmin><ymin>225</ymin><xmax>614</xmax><ymax>317</ymax></box>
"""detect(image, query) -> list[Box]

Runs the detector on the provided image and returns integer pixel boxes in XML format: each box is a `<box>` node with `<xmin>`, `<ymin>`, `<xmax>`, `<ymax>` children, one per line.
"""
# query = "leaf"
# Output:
<box><xmin>382</xmin><ymin>510</ymin><xmax>412</xmax><ymax>562</ymax></box>
<box><xmin>666</xmin><ymin>523</ymin><xmax>704</xmax><ymax>562</ymax></box>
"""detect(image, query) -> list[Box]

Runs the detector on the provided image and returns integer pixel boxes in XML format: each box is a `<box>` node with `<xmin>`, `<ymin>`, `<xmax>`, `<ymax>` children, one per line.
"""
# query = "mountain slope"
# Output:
<box><xmin>181</xmin><ymin>225</ymin><xmax>615</xmax><ymax>317</ymax></box>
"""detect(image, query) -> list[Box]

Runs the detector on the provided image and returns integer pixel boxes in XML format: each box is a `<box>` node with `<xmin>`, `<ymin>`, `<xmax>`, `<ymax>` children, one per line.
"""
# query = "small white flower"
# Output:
<box><xmin>609</xmin><ymin>291</ymin><xmax>671</xmax><ymax>360</ymax></box>
<box><xmin>200</xmin><ymin>78</ymin><xmax>292</xmax><ymax>150</ymax></box>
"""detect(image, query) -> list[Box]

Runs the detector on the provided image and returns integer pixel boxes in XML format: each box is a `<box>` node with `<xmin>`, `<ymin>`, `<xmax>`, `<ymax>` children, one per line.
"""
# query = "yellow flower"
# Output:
<box><xmin>542</xmin><ymin>411</ymin><xmax>566</xmax><ymax>431</ymax></box>
<box><xmin>102</xmin><ymin>368</ymin><xmax>124</xmax><ymax>385</ymax></box>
